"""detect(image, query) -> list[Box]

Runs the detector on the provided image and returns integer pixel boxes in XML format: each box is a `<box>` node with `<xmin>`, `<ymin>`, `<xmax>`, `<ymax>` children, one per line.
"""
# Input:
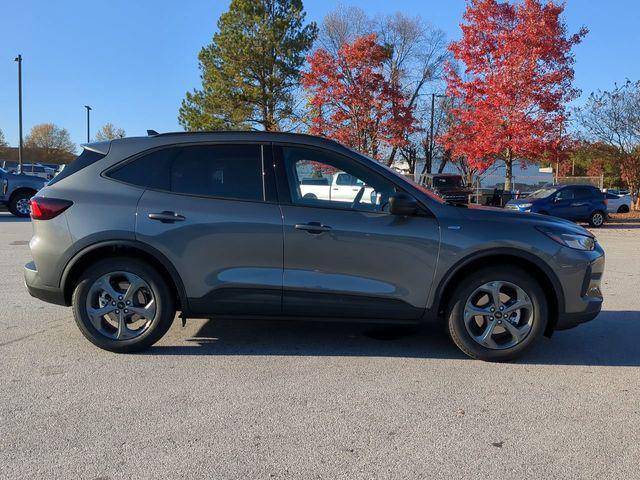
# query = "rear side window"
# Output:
<box><xmin>47</xmin><ymin>149</ymin><xmax>105</xmax><ymax>186</ymax></box>
<box><xmin>171</xmin><ymin>145</ymin><xmax>262</xmax><ymax>200</ymax></box>
<box><xmin>109</xmin><ymin>144</ymin><xmax>263</xmax><ymax>202</ymax></box>
<box><xmin>108</xmin><ymin>148</ymin><xmax>173</xmax><ymax>190</ymax></box>
<box><xmin>574</xmin><ymin>187</ymin><xmax>595</xmax><ymax>199</ymax></box>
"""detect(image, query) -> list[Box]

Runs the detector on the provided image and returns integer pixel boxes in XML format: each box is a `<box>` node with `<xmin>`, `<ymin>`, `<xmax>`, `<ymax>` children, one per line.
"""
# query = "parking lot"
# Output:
<box><xmin>1</xmin><ymin>210</ymin><xmax>639</xmax><ymax>479</ymax></box>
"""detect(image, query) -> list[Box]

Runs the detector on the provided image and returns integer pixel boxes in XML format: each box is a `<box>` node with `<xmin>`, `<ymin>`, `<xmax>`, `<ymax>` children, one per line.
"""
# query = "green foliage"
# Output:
<box><xmin>179</xmin><ymin>0</ymin><xmax>317</xmax><ymax>132</ymax></box>
<box><xmin>0</xmin><ymin>127</ymin><xmax>7</xmax><ymax>147</ymax></box>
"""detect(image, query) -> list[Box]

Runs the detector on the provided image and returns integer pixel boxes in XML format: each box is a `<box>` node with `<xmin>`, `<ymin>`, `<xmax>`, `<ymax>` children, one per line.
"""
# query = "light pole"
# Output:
<box><xmin>84</xmin><ymin>105</ymin><xmax>92</xmax><ymax>143</ymax></box>
<box><xmin>14</xmin><ymin>54</ymin><xmax>23</xmax><ymax>173</ymax></box>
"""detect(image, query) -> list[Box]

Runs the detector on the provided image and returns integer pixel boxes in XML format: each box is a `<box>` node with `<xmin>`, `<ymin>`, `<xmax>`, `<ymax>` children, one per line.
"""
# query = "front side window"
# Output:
<box><xmin>556</xmin><ymin>188</ymin><xmax>575</xmax><ymax>201</ymax></box>
<box><xmin>109</xmin><ymin>144</ymin><xmax>264</xmax><ymax>202</ymax></box>
<box><xmin>282</xmin><ymin>146</ymin><xmax>396</xmax><ymax>212</ymax></box>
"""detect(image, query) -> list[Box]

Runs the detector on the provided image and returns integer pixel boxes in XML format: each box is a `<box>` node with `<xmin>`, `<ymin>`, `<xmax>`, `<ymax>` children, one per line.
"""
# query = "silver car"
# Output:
<box><xmin>24</xmin><ymin>132</ymin><xmax>605</xmax><ymax>361</ymax></box>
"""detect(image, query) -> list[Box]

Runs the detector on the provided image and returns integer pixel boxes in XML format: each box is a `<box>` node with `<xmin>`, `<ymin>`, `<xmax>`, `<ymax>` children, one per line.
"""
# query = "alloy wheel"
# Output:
<box><xmin>16</xmin><ymin>197</ymin><xmax>31</xmax><ymax>216</ymax></box>
<box><xmin>463</xmin><ymin>280</ymin><xmax>534</xmax><ymax>350</ymax></box>
<box><xmin>85</xmin><ymin>271</ymin><xmax>157</xmax><ymax>340</ymax></box>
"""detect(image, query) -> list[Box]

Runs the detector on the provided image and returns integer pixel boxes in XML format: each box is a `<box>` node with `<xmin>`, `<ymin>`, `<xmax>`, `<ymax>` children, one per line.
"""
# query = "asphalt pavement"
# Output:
<box><xmin>1</xmin><ymin>211</ymin><xmax>639</xmax><ymax>479</ymax></box>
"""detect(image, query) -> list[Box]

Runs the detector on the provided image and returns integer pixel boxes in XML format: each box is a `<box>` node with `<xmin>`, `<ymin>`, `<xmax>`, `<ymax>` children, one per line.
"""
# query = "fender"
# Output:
<box><xmin>431</xmin><ymin>247</ymin><xmax>566</xmax><ymax>315</ymax></box>
<box><xmin>60</xmin><ymin>239</ymin><xmax>189</xmax><ymax>313</ymax></box>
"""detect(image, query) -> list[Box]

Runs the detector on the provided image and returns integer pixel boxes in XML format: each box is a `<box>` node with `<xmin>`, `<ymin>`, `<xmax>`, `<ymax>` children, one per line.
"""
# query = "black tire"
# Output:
<box><xmin>588</xmin><ymin>210</ymin><xmax>605</xmax><ymax>227</ymax></box>
<box><xmin>617</xmin><ymin>205</ymin><xmax>630</xmax><ymax>214</ymax></box>
<box><xmin>72</xmin><ymin>257</ymin><xmax>175</xmax><ymax>352</ymax></box>
<box><xmin>8</xmin><ymin>190</ymin><xmax>34</xmax><ymax>217</ymax></box>
<box><xmin>447</xmin><ymin>266</ymin><xmax>548</xmax><ymax>362</ymax></box>
<box><xmin>303</xmin><ymin>193</ymin><xmax>317</xmax><ymax>199</ymax></box>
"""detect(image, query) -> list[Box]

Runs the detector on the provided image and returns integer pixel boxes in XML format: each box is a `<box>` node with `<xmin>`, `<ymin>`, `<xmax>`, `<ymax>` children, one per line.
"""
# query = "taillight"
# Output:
<box><xmin>30</xmin><ymin>197</ymin><xmax>73</xmax><ymax>220</ymax></box>
<box><xmin>604</xmin><ymin>197</ymin><xmax>608</xmax><ymax>206</ymax></box>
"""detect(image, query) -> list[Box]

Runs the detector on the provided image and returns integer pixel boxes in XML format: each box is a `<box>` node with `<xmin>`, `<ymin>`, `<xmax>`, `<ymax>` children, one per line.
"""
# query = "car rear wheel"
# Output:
<box><xmin>8</xmin><ymin>191</ymin><xmax>33</xmax><ymax>217</ymax></box>
<box><xmin>447</xmin><ymin>267</ymin><xmax>547</xmax><ymax>361</ymax></box>
<box><xmin>72</xmin><ymin>257</ymin><xmax>175</xmax><ymax>352</ymax></box>
<box><xmin>589</xmin><ymin>210</ymin><xmax>605</xmax><ymax>227</ymax></box>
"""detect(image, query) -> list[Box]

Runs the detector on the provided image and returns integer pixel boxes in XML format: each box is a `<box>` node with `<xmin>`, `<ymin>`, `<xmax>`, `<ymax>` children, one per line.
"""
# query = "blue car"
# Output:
<box><xmin>506</xmin><ymin>184</ymin><xmax>608</xmax><ymax>227</ymax></box>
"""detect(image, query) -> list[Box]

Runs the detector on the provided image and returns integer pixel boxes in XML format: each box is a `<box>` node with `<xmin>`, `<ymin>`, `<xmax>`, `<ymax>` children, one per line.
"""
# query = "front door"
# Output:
<box><xmin>275</xmin><ymin>145</ymin><xmax>440</xmax><ymax>320</ymax></box>
<box><xmin>550</xmin><ymin>187</ymin><xmax>577</xmax><ymax>219</ymax></box>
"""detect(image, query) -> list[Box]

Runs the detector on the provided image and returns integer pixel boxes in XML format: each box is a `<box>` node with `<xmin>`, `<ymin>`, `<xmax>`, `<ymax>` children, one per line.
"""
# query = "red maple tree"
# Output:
<box><xmin>441</xmin><ymin>0</ymin><xmax>587</xmax><ymax>190</ymax></box>
<box><xmin>302</xmin><ymin>33</ymin><xmax>415</xmax><ymax>160</ymax></box>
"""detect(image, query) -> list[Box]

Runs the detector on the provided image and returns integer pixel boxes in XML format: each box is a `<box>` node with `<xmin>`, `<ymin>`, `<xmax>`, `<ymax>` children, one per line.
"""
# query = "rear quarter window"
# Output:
<box><xmin>48</xmin><ymin>149</ymin><xmax>106</xmax><ymax>186</ymax></box>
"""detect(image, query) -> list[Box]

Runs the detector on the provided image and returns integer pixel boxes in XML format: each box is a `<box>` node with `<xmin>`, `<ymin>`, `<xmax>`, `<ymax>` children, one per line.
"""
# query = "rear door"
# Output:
<box><xmin>110</xmin><ymin>143</ymin><xmax>283</xmax><ymax>316</ymax></box>
<box><xmin>275</xmin><ymin>144</ymin><xmax>440</xmax><ymax>320</ymax></box>
<box><xmin>571</xmin><ymin>187</ymin><xmax>595</xmax><ymax>219</ymax></box>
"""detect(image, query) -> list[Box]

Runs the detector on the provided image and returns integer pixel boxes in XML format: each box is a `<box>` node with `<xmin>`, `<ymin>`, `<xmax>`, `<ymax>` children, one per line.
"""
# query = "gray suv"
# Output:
<box><xmin>24</xmin><ymin>132</ymin><xmax>605</xmax><ymax>361</ymax></box>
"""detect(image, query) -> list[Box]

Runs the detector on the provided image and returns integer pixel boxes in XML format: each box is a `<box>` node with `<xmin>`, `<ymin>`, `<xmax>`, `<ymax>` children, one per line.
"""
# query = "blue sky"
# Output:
<box><xmin>0</xmin><ymin>0</ymin><xmax>638</xmax><ymax>150</ymax></box>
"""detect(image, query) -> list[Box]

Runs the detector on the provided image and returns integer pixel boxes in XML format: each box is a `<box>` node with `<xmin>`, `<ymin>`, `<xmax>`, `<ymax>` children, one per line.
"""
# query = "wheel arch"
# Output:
<box><xmin>61</xmin><ymin>240</ymin><xmax>188</xmax><ymax>313</ymax></box>
<box><xmin>8</xmin><ymin>187</ymin><xmax>38</xmax><ymax>203</ymax></box>
<box><xmin>433</xmin><ymin>248</ymin><xmax>564</xmax><ymax>336</ymax></box>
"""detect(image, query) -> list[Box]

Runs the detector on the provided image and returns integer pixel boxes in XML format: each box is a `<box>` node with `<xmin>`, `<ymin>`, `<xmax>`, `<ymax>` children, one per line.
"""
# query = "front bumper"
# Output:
<box><xmin>554</xmin><ymin>248</ymin><xmax>605</xmax><ymax>330</ymax></box>
<box><xmin>555</xmin><ymin>300</ymin><xmax>602</xmax><ymax>330</ymax></box>
<box><xmin>24</xmin><ymin>261</ymin><xmax>67</xmax><ymax>306</ymax></box>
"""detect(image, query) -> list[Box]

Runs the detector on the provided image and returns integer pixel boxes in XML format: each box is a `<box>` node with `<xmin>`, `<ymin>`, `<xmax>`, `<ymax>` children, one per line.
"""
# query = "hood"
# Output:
<box><xmin>461</xmin><ymin>203</ymin><xmax>593</xmax><ymax>236</ymax></box>
<box><xmin>506</xmin><ymin>196</ymin><xmax>542</xmax><ymax>205</ymax></box>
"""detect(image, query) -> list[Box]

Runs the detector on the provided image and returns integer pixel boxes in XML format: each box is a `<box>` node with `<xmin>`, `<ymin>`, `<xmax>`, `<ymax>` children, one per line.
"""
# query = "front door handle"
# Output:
<box><xmin>295</xmin><ymin>222</ymin><xmax>332</xmax><ymax>234</ymax></box>
<box><xmin>148</xmin><ymin>211</ymin><xmax>185</xmax><ymax>223</ymax></box>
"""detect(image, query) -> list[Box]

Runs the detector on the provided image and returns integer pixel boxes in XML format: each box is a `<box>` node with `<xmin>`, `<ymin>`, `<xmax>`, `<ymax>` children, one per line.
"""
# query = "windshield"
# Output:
<box><xmin>527</xmin><ymin>187</ymin><xmax>557</xmax><ymax>199</ymax></box>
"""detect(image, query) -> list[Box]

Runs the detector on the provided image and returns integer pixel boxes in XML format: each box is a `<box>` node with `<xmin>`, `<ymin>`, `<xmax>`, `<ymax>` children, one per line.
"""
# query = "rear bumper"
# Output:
<box><xmin>24</xmin><ymin>261</ymin><xmax>67</xmax><ymax>306</ymax></box>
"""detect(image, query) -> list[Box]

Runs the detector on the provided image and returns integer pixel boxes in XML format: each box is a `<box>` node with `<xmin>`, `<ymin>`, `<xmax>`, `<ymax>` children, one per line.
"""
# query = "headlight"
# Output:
<box><xmin>536</xmin><ymin>227</ymin><xmax>595</xmax><ymax>251</ymax></box>
<box><xmin>518</xmin><ymin>203</ymin><xmax>532</xmax><ymax>209</ymax></box>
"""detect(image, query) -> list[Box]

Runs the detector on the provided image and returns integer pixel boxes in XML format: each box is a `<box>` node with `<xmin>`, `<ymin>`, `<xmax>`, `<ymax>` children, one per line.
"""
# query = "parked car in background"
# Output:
<box><xmin>505</xmin><ymin>184</ymin><xmax>608</xmax><ymax>227</ymax></box>
<box><xmin>299</xmin><ymin>170</ymin><xmax>376</xmax><ymax>204</ymax></box>
<box><xmin>0</xmin><ymin>166</ymin><xmax>47</xmax><ymax>216</ymax></box>
<box><xmin>605</xmin><ymin>192</ymin><xmax>631</xmax><ymax>214</ymax></box>
<box><xmin>16</xmin><ymin>163</ymin><xmax>57</xmax><ymax>180</ymax></box>
<box><xmin>24</xmin><ymin>132</ymin><xmax>604</xmax><ymax>362</ymax></box>
<box><xmin>605</xmin><ymin>188</ymin><xmax>630</xmax><ymax>196</ymax></box>
<box><xmin>421</xmin><ymin>173</ymin><xmax>471</xmax><ymax>204</ymax></box>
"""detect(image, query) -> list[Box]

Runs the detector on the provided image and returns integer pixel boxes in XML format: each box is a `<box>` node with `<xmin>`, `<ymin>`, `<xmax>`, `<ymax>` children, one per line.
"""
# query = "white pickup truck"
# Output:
<box><xmin>299</xmin><ymin>171</ymin><xmax>375</xmax><ymax>204</ymax></box>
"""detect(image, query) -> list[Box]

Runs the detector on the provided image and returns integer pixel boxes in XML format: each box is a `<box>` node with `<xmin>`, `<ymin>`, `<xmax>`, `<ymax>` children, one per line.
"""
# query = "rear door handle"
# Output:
<box><xmin>295</xmin><ymin>222</ymin><xmax>332</xmax><ymax>234</ymax></box>
<box><xmin>148</xmin><ymin>211</ymin><xmax>185</xmax><ymax>223</ymax></box>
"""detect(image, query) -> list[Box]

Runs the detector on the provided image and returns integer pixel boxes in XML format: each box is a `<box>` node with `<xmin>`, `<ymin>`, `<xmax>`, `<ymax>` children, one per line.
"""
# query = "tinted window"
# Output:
<box><xmin>109</xmin><ymin>148</ymin><xmax>173</xmax><ymax>190</ymax></box>
<box><xmin>109</xmin><ymin>144</ymin><xmax>263</xmax><ymax>201</ymax></box>
<box><xmin>606</xmin><ymin>193</ymin><xmax>619</xmax><ymax>199</ymax></box>
<box><xmin>574</xmin><ymin>187</ymin><xmax>595</xmax><ymax>200</ymax></box>
<box><xmin>48</xmin><ymin>149</ymin><xmax>106</xmax><ymax>186</ymax></box>
<box><xmin>170</xmin><ymin>144</ymin><xmax>262</xmax><ymax>201</ymax></box>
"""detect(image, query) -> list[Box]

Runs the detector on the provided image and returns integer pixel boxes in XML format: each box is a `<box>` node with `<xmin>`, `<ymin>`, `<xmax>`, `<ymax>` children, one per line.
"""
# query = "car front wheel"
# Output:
<box><xmin>447</xmin><ymin>267</ymin><xmax>547</xmax><ymax>361</ymax></box>
<box><xmin>72</xmin><ymin>257</ymin><xmax>175</xmax><ymax>352</ymax></box>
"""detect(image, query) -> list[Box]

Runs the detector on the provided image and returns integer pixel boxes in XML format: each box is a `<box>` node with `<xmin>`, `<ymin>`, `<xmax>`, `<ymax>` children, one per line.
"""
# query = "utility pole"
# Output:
<box><xmin>84</xmin><ymin>105</ymin><xmax>92</xmax><ymax>143</ymax></box>
<box><xmin>421</xmin><ymin>93</ymin><xmax>446</xmax><ymax>177</ymax></box>
<box><xmin>15</xmin><ymin>54</ymin><xmax>23</xmax><ymax>173</ymax></box>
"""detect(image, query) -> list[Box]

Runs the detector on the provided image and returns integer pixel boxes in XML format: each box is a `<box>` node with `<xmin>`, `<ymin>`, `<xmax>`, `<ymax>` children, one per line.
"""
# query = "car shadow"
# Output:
<box><xmin>0</xmin><ymin>212</ymin><xmax>30</xmax><ymax>222</ymax></box>
<box><xmin>148</xmin><ymin>310</ymin><xmax>640</xmax><ymax>367</ymax></box>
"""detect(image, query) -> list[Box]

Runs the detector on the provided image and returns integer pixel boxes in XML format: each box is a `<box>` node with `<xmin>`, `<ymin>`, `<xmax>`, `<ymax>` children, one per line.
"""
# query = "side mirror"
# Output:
<box><xmin>389</xmin><ymin>192</ymin><xmax>418</xmax><ymax>216</ymax></box>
